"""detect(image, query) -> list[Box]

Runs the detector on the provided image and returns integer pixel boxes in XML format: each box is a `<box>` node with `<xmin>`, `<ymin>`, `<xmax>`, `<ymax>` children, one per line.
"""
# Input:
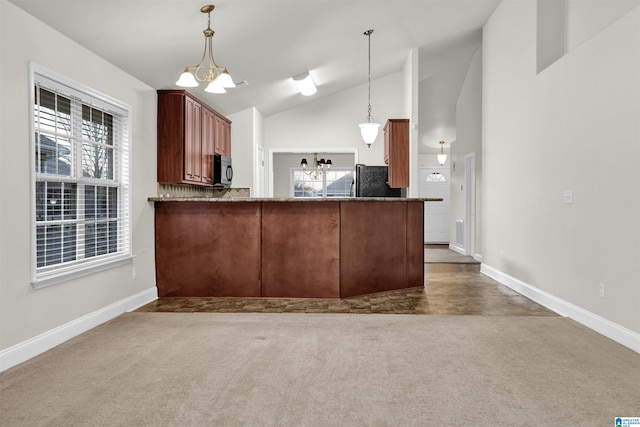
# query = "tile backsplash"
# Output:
<box><xmin>157</xmin><ymin>183</ymin><xmax>250</xmax><ymax>198</ymax></box>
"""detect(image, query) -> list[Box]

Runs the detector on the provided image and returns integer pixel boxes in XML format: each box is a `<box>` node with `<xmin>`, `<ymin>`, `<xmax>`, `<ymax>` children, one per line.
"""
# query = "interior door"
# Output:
<box><xmin>419</xmin><ymin>167</ymin><xmax>450</xmax><ymax>243</ymax></box>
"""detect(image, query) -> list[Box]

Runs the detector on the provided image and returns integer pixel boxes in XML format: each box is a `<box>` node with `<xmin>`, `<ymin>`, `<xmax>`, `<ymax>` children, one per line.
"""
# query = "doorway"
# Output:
<box><xmin>419</xmin><ymin>167</ymin><xmax>450</xmax><ymax>244</ymax></box>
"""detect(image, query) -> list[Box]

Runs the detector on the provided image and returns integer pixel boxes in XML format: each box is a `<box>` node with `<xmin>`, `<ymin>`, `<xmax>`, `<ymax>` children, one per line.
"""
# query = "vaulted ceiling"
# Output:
<box><xmin>9</xmin><ymin>0</ymin><xmax>500</xmax><ymax>152</ymax></box>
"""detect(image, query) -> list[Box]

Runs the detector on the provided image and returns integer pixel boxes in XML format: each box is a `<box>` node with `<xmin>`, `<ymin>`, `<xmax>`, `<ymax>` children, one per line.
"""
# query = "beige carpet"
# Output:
<box><xmin>1</xmin><ymin>312</ymin><xmax>639</xmax><ymax>426</ymax></box>
<box><xmin>425</xmin><ymin>247</ymin><xmax>479</xmax><ymax>263</ymax></box>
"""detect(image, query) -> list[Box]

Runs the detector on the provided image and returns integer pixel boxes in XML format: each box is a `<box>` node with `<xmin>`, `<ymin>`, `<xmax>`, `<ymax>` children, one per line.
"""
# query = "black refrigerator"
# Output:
<box><xmin>354</xmin><ymin>164</ymin><xmax>402</xmax><ymax>197</ymax></box>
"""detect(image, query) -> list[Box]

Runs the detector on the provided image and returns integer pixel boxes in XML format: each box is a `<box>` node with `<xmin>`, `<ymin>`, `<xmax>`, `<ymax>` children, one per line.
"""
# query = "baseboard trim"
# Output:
<box><xmin>0</xmin><ymin>287</ymin><xmax>158</xmax><ymax>373</ymax></box>
<box><xmin>481</xmin><ymin>263</ymin><xmax>640</xmax><ymax>354</ymax></box>
<box><xmin>449</xmin><ymin>244</ymin><xmax>465</xmax><ymax>255</ymax></box>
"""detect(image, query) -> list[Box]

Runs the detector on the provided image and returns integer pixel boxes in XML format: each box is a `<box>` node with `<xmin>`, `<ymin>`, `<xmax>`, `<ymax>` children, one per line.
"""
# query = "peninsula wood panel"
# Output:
<box><xmin>261</xmin><ymin>201</ymin><xmax>340</xmax><ymax>298</ymax></box>
<box><xmin>340</xmin><ymin>201</ymin><xmax>409</xmax><ymax>298</ymax></box>
<box><xmin>406</xmin><ymin>202</ymin><xmax>424</xmax><ymax>286</ymax></box>
<box><xmin>155</xmin><ymin>202</ymin><xmax>261</xmax><ymax>297</ymax></box>
<box><xmin>152</xmin><ymin>199</ymin><xmax>425</xmax><ymax>299</ymax></box>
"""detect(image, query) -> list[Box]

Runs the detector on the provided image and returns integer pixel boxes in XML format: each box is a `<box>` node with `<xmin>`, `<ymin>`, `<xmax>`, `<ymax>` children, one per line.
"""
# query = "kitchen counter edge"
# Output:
<box><xmin>148</xmin><ymin>197</ymin><xmax>443</xmax><ymax>202</ymax></box>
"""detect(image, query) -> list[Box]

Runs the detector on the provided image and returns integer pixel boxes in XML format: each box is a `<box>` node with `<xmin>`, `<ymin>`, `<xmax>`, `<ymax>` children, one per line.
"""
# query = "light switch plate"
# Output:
<box><xmin>563</xmin><ymin>190</ymin><xmax>573</xmax><ymax>204</ymax></box>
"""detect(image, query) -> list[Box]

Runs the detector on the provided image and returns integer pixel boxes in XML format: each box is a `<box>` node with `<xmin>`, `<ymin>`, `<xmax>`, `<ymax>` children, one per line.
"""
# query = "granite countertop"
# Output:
<box><xmin>148</xmin><ymin>197</ymin><xmax>443</xmax><ymax>202</ymax></box>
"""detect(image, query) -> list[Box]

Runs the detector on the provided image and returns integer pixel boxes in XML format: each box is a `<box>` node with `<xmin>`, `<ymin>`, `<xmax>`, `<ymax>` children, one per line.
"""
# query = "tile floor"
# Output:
<box><xmin>136</xmin><ymin>262</ymin><xmax>557</xmax><ymax>316</ymax></box>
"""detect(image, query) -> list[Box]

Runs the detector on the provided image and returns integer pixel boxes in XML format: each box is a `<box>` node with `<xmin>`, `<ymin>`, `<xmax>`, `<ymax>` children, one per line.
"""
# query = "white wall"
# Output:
<box><xmin>405</xmin><ymin>48</ymin><xmax>420</xmax><ymax>198</ymax></box>
<box><xmin>263</xmin><ymin>72</ymin><xmax>405</xmax><ymax>196</ymax></box>
<box><xmin>451</xmin><ymin>47</ymin><xmax>483</xmax><ymax>255</ymax></box>
<box><xmin>228</xmin><ymin>107</ymin><xmax>260</xmax><ymax>191</ymax></box>
<box><xmin>565</xmin><ymin>0</ymin><xmax>640</xmax><ymax>51</ymax></box>
<box><xmin>483</xmin><ymin>0</ymin><xmax>640</xmax><ymax>335</ymax></box>
<box><xmin>0</xmin><ymin>0</ymin><xmax>157</xmax><ymax>360</ymax></box>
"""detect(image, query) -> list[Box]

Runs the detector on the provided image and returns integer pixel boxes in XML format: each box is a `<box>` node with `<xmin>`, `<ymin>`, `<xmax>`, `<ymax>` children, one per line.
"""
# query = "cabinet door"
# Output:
<box><xmin>385</xmin><ymin>119</ymin><xmax>409</xmax><ymax>188</ymax></box>
<box><xmin>384</xmin><ymin>127</ymin><xmax>390</xmax><ymax>165</ymax></box>
<box><xmin>201</xmin><ymin>108</ymin><xmax>215</xmax><ymax>184</ymax></box>
<box><xmin>214</xmin><ymin>115</ymin><xmax>231</xmax><ymax>157</ymax></box>
<box><xmin>184</xmin><ymin>97</ymin><xmax>202</xmax><ymax>182</ymax></box>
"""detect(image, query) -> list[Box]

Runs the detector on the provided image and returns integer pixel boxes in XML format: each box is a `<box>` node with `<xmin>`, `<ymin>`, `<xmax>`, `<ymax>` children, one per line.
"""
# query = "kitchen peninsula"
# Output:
<box><xmin>150</xmin><ymin>197</ymin><xmax>439</xmax><ymax>299</ymax></box>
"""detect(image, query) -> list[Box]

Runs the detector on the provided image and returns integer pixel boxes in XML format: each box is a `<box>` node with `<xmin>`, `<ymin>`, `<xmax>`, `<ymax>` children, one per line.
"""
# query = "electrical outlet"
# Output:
<box><xmin>598</xmin><ymin>282</ymin><xmax>605</xmax><ymax>298</ymax></box>
<box><xmin>132</xmin><ymin>267</ymin><xmax>137</xmax><ymax>280</ymax></box>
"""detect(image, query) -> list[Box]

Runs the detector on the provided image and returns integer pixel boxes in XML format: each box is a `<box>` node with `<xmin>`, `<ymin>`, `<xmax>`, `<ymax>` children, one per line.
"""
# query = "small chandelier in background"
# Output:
<box><xmin>359</xmin><ymin>29</ymin><xmax>380</xmax><ymax>148</ymax></box>
<box><xmin>300</xmin><ymin>154</ymin><xmax>332</xmax><ymax>180</ymax></box>
<box><xmin>176</xmin><ymin>5</ymin><xmax>235</xmax><ymax>94</ymax></box>
<box><xmin>437</xmin><ymin>141</ymin><xmax>447</xmax><ymax>166</ymax></box>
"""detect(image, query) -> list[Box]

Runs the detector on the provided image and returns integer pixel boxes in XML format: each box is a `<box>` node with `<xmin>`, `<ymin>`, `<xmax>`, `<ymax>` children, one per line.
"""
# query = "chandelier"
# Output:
<box><xmin>437</xmin><ymin>141</ymin><xmax>447</xmax><ymax>165</ymax></box>
<box><xmin>359</xmin><ymin>29</ymin><xmax>380</xmax><ymax>148</ymax></box>
<box><xmin>300</xmin><ymin>154</ymin><xmax>332</xmax><ymax>180</ymax></box>
<box><xmin>176</xmin><ymin>5</ymin><xmax>235</xmax><ymax>94</ymax></box>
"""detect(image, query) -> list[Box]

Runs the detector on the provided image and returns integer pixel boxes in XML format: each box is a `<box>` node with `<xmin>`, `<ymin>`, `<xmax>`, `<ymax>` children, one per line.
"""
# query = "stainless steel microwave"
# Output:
<box><xmin>213</xmin><ymin>154</ymin><xmax>233</xmax><ymax>187</ymax></box>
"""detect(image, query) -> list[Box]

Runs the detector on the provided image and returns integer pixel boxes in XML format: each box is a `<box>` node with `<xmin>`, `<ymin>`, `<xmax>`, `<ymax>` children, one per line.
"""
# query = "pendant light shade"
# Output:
<box><xmin>359</xmin><ymin>29</ymin><xmax>379</xmax><ymax>148</ymax></box>
<box><xmin>176</xmin><ymin>67</ymin><xmax>199</xmax><ymax>87</ymax></box>
<box><xmin>205</xmin><ymin>79</ymin><xmax>226</xmax><ymax>94</ymax></box>
<box><xmin>359</xmin><ymin>122</ymin><xmax>380</xmax><ymax>147</ymax></box>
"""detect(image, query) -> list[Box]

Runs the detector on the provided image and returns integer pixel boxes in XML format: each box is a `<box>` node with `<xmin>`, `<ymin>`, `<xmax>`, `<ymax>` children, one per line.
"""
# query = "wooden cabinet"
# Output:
<box><xmin>214</xmin><ymin>114</ymin><xmax>231</xmax><ymax>157</ymax></box>
<box><xmin>384</xmin><ymin>119</ymin><xmax>410</xmax><ymax>188</ymax></box>
<box><xmin>157</xmin><ymin>90</ymin><xmax>231</xmax><ymax>186</ymax></box>
<box><xmin>184</xmin><ymin>96</ymin><xmax>202</xmax><ymax>182</ymax></box>
<box><xmin>201</xmin><ymin>108</ymin><xmax>215</xmax><ymax>184</ymax></box>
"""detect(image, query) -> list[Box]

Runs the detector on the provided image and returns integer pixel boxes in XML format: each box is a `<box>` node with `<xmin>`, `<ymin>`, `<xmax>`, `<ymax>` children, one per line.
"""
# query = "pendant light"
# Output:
<box><xmin>176</xmin><ymin>5</ymin><xmax>235</xmax><ymax>93</ymax></box>
<box><xmin>437</xmin><ymin>141</ymin><xmax>447</xmax><ymax>165</ymax></box>
<box><xmin>300</xmin><ymin>153</ymin><xmax>332</xmax><ymax>180</ymax></box>
<box><xmin>359</xmin><ymin>29</ymin><xmax>380</xmax><ymax>148</ymax></box>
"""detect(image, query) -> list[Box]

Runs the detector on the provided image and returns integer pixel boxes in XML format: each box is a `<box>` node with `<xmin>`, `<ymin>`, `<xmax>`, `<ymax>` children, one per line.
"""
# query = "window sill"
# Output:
<box><xmin>31</xmin><ymin>256</ymin><xmax>133</xmax><ymax>289</ymax></box>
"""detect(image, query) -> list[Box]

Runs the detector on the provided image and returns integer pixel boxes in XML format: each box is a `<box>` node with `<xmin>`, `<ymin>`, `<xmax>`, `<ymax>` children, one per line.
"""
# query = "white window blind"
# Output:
<box><xmin>31</xmin><ymin>66</ymin><xmax>131</xmax><ymax>287</ymax></box>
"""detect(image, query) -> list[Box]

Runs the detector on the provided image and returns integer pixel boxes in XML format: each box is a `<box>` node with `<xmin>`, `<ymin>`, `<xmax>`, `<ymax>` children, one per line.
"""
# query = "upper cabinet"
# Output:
<box><xmin>384</xmin><ymin>119</ymin><xmax>409</xmax><ymax>188</ymax></box>
<box><xmin>214</xmin><ymin>114</ymin><xmax>231</xmax><ymax>157</ymax></box>
<box><xmin>157</xmin><ymin>90</ymin><xmax>231</xmax><ymax>186</ymax></box>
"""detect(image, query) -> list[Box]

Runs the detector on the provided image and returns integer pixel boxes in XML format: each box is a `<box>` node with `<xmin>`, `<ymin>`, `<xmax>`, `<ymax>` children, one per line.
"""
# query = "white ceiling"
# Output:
<box><xmin>9</xmin><ymin>0</ymin><xmax>500</xmax><ymax>152</ymax></box>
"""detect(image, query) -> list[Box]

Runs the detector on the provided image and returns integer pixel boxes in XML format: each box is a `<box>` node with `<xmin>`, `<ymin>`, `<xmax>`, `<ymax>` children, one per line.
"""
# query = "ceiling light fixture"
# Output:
<box><xmin>300</xmin><ymin>153</ymin><xmax>332</xmax><ymax>180</ymax></box>
<box><xmin>176</xmin><ymin>5</ymin><xmax>235</xmax><ymax>94</ymax></box>
<box><xmin>359</xmin><ymin>29</ymin><xmax>380</xmax><ymax>148</ymax></box>
<box><xmin>293</xmin><ymin>71</ymin><xmax>317</xmax><ymax>96</ymax></box>
<box><xmin>437</xmin><ymin>141</ymin><xmax>447</xmax><ymax>165</ymax></box>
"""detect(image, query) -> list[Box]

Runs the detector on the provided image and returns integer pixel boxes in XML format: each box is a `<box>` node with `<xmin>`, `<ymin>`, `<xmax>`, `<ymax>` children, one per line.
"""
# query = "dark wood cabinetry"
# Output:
<box><xmin>184</xmin><ymin>96</ymin><xmax>203</xmax><ymax>183</ymax></box>
<box><xmin>214</xmin><ymin>114</ymin><xmax>231</xmax><ymax>157</ymax></box>
<box><xmin>384</xmin><ymin>119</ymin><xmax>410</xmax><ymax>188</ymax></box>
<box><xmin>201</xmin><ymin>107</ymin><xmax>216</xmax><ymax>184</ymax></box>
<box><xmin>157</xmin><ymin>90</ymin><xmax>231</xmax><ymax>186</ymax></box>
<box><xmin>154</xmin><ymin>200</ymin><xmax>424</xmax><ymax>298</ymax></box>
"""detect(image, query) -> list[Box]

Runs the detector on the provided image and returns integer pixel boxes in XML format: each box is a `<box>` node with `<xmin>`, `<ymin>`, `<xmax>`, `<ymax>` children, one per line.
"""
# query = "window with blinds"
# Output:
<box><xmin>31</xmin><ymin>66</ymin><xmax>131</xmax><ymax>287</ymax></box>
<box><xmin>291</xmin><ymin>168</ymin><xmax>354</xmax><ymax>198</ymax></box>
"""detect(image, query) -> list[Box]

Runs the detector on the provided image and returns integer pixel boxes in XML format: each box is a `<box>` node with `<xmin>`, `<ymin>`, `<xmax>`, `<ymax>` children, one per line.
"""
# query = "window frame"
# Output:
<box><xmin>29</xmin><ymin>63</ymin><xmax>132</xmax><ymax>288</ymax></box>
